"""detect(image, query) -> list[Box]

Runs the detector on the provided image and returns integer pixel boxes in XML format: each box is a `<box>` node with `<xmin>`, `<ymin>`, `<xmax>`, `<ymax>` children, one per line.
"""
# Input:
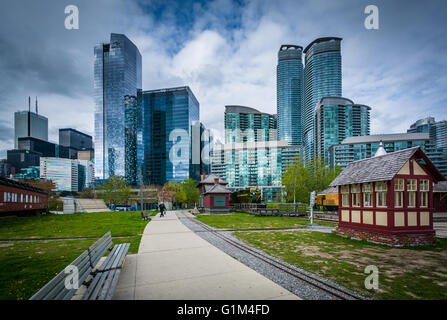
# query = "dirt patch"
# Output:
<box><xmin>294</xmin><ymin>245</ymin><xmax>333</xmax><ymax>259</ymax></box>
<box><xmin>0</xmin><ymin>243</ymin><xmax>13</xmax><ymax>247</ymax></box>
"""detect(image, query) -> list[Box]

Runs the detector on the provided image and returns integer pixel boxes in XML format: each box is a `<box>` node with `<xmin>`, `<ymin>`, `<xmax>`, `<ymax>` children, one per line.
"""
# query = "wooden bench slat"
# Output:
<box><xmin>105</xmin><ymin>269</ymin><xmax>121</xmax><ymax>300</ymax></box>
<box><xmin>30</xmin><ymin>250</ymin><xmax>90</xmax><ymax>300</ymax></box>
<box><xmin>98</xmin><ymin>269</ymin><xmax>118</xmax><ymax>300</ymax></box>
<box><xmin>100</xmin><ymin>245</ymin><xmax>121</xmax><ymax>271</ymax></box>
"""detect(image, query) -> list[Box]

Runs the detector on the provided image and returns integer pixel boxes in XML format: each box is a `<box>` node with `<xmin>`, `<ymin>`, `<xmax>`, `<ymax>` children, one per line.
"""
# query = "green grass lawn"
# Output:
<box><xmin>0</xmin><ymin>210</ymin><xmax>153</xmax><ymax>300</ymax></box>
<box><xmin>0</xmin><ymin>210</ymin><xmax>156</xmax><ymax>239</ymax></box>
<box><xmin>234</xmin><ymin>230</ymin><xmax>447</xmax><ymax>300</ymax></box>
<box><xmin>196</xmin><ymin>212</ymin><xmax>336</xmax><ymax>230</ymax></box>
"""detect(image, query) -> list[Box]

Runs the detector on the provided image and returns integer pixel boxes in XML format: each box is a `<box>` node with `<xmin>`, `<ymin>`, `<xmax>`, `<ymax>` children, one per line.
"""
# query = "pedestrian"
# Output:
<box><xmin>159</xmin><ymin>202</ymin><xmax>166</xmax><ymax>217</ymax></box>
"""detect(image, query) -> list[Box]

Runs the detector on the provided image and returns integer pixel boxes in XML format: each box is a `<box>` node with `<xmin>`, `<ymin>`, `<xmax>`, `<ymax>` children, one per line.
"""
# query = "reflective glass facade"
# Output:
<box><xmin>94</xmin><ymin>33</ymin><xmax>142</xmax><ymax>179</ymax></box>
<box><xmin>277</xmin><ymin>45</ymin><xmax>303</xmax><ymax>145</ymax></box>
<box><xmin>225</xmin><ymin>105</ymin><xmax>277</xmax><ymax>143</ymax></box>
<box><xmin>138</xmin><ymin>86</ymin><xmax>200</xmax><ymax>185</ymax></box>
<box><xmin>315</xmin><ymin>97</ymin><xmax>370</xmax><ymax>162</ymax></box>
<box><xmin>303</xmin><ymin>38</ymin><xmax>342</xmax><ymax>161</ymax></box>
<box><xmin>124</xmin><ymin>95</ymin><xmax>139</xmax><ymax>185</ymax></box>
<box><xmin>211</xmin><ymin>141</ymin><xmax>301</xmax><ymax>202</ymax></box>
<box><xmin>407</xmin><ymin>117</ymin><xmax>447</xmax><ymax>176</ymax></box>
<box><xmin>14</xmin><ymin>111</ymin><xmax>48</xmax><ymax>149</ymax></box>
<box><xmin>328</xmin><ymin>133</ymin><xmax>443</xmax><ymax>174</ymax></box>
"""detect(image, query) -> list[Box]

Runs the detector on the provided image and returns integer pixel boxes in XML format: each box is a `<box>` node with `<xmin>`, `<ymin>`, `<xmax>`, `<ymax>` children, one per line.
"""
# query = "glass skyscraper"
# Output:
<box><xmin>94</xmin><ymin>33</ymin><xmax>142</xmax><ymax>180</ymax></box>
<box><xmin>315</xmin><ymin>97</ymin><xmax>370</xmax><ymax>162</ymax></box>
<box><xmin>277</xmin><ymin>45</ymin><xmax>303</xmax><ymax>145</ymax></box>
<box><xmin>407</xmin><ymin>117</ymin><xmax>447</xmax><ymax>176</ymax></box>
<box><xmin>14</xmin><ymin>110</ymin><xmax>48</xmax><ymax>149</ymax></box>
<box><xmin>138</xmin><ymin>86</ymin><xmax>200</xmax><ymax>185</ymax></box>
<box><xmin>303</xmin><ymin>37</ymin><xmax>342</xmax><ymax>160</ymax></box>
<box><xmin>225</xmin><ymin>105</ymin><xmax>277</xmax><ymax>143</ymax></box>
<box><xmin>124</xmin><ymin>95</ymin><xmax>140</xmax><ymax>185</ymax></box>
<box><xmin>211</xmin><ymin>141</ymin><xmax>301</xmax><ymax>202</ymax></box>
<box><xmin>328</xmin><ymin>133</ymin><xmax>444</xmax><ymax>173</ymax></box>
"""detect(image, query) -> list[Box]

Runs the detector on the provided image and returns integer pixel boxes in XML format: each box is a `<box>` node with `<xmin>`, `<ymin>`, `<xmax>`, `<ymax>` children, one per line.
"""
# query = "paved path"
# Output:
<box><xmin>113</xmin><ymin>210</ymin><xmax>300</xmax><ymax>300</ymax></box>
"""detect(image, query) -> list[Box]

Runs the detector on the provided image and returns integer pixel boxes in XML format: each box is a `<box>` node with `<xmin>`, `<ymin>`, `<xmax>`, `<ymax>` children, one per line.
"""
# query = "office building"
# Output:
<box><xmin>315</xmin><ymin>97</ymin><xmax>370</xmax><ymax>162</ymax></box>
<box><xmin>211</xmin><ymin>140</ymin><xmax>301</xmax><ymax>202</ymax></box>
<box><xmin>138</xmin><ymin>86</ymin><xmax>200</xmax><ymax>185</ymax></box>
<box><xmin>303</xmin><ymin>37</ymin><xmax>342</xmax><ymax>160</ymax></box>
<box><xmin>14</xmin><ymin>109</ymin><xmax>48</xmax><ymax>149</ymax></box>
<box><xmin>94</xmin><ymin>33</ymin><xmax>142</xmax><ymax>179</ymax></box>
<box><xmin>40</xmin><ymin>157</ymin><xmax>94</xmax><ymax>192</ymax></box>
<box><xmin>0</xmin><ymin>160</ymin><xmax>12</xmax><ymax>177</ymax></box>
<box><xmin>17</xmin><ymin>136</ymin><xmax>58</xmax><ymax>158</ymax></box>
<box><xmin>328</xmin><ymin>133</ymin><xmax>447</xmax><ymax>176</ymax></box>
<box><xmin>40</xmin><ymin>157</ymin><xmax>79</xmax><ymax>192</ymax></box>
<box><xmin>59</xmin><ymin>128</ymin><xmax>93</xmax><ymax>160</ymax></box>
<box><xmin>225</xmin><ymin>105</ymin><xmax>277</xmax><ymax>143</ymax></box>
<box><xmin>124</xmin><ymin>95</ymin><xmax>140</xmax><ymax>185</ymax></box>
<box><xmin>7</xmin><ymin>149</ymin><xmax>41</xmax><ymax>171</ymax></box>
<box><xmin>277</xmin><ymin>45</ymin><xmax>303</xmax><ymax>145</ymax></box>
<box><xmin>407</xmin><ymin>117</ymin><xmax>447</xmax><ymax>176</ymax></box>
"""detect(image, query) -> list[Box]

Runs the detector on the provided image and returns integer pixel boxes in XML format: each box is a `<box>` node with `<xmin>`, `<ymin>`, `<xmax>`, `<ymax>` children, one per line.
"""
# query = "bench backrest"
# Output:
<box><xmin>29</xmin><ymin>232</ymin><xmax>112</xmax><ymax>300</ymax></box>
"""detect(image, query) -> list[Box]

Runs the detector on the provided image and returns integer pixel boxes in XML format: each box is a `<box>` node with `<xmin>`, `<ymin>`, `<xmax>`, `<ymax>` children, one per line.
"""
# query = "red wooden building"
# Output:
<box><xmin>197</xmin><ymin>173</ymin><xmax>230</xmax><ymax>213</ymax></box>
<box><xmin>330</xmin><ymin>146</ymin><xmax>445</xmax><ymax>245</ymax></box>
<box><xmin>0</xmin><ymin>176</ymin><xmax>48</xmax><ymax>215</ymax></box>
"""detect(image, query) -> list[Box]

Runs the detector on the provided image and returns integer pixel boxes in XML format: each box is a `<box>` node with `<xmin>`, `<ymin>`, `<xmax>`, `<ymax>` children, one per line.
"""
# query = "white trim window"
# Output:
<box><xmin>351</xmin><ymin>184</ymin><xmax>361</xmax><ymax>207</ymax></box>
<box><xmin>394</xmin><ymin>179</ymin><xmax>404</xmax><ymax>208</ymax></box>
<box><xmin>420</xmin><ymin>179</ymin><xmax>429</xmax><ymax>208</ymax></box>
<box><xmin>341</xmin><ymin>185</ymin><xmax>349</xmax><ymax>207</ymax></box>
<box><xmin>407</xmin><ymin>179</ymin><xmax>417</xmax><ymax>208</ymax></box>
<box><xmin>375</xmin><ymin>182</ymin><xmax>388</xmax><ymax>207</ymax></box>
<box><xmin>363</xmin><ymin>183</ymin><xmax>373</xmax><ymax>207</ymax></box>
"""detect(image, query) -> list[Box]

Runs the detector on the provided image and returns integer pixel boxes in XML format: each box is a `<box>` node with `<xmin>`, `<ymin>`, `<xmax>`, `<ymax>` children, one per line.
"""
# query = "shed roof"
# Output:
<box><xmin>330</xmin><ymin>146</ymin><xmax>445</xmax><ymax>187</ymax></box>
<box><xmin>434</xmin><ymin>181</ymin><xmax>447</xmax><ymax>192</ymax></box>
<box><xmin>197</xmin><ymin>173</ymin><xmax>228</xmax><ymax>186</ymax></box>
<box><xmin>204</xmin><ymin>184</ymin><xmax>231</xmax><ymax>194</ymax></box>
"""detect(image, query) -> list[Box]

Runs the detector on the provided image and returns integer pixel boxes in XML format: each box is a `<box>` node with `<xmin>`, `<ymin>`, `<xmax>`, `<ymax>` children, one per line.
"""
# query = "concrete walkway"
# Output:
<box><xmin>112</xmin><ymin>210</ymin><xmax>300</xmax><ymax>300</ymax></box>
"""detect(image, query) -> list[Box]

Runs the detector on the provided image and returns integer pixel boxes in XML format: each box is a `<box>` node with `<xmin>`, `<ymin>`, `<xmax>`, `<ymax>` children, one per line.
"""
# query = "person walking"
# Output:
<box><xmin>159</xmin><ymin>202</ymin><xmax>166</xmax><ymax>217</ymax></box>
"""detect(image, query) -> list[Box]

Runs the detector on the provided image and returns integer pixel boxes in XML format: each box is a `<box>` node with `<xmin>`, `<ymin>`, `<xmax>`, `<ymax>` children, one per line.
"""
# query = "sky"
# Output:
<box><xmin>0</xmin><ymin>0</ymin><xmax>446</xmax><ymax>158</ymax></box>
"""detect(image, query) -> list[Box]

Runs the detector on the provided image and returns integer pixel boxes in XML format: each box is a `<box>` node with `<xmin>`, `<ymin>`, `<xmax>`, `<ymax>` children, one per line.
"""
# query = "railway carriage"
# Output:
<box><xmin>0</xmin><ymin>176</ymin><xmax>48</xmax><ymax>215</ymax></box>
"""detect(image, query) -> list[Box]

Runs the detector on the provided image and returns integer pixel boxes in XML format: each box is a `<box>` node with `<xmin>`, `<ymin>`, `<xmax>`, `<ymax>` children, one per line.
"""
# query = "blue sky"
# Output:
<box><xmin>0</xmin><ymin>0</ymin><xmax>446</xmax><ymax>157</ymax></box>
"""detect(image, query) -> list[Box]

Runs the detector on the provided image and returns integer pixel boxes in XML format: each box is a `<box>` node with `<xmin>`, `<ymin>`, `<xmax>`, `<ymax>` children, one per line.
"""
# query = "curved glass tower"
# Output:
<box><xmin>315</xmin><ymin>97</ymin><xmax>370</xmax><ymax>162</ymax></box>
<box><xmin>94</xmin><ymin>33</ymin><xmax>142</xmax><ymax>180</ymax></box>
<box><xmin>277</xmin><ymin>45</ymin><xmax>303</xmax><ymax>145</ymax></box>
<box><xmin>303</xmin><ymin>37</ymin><xmax>342</xmax><ymax>160</ymax></box>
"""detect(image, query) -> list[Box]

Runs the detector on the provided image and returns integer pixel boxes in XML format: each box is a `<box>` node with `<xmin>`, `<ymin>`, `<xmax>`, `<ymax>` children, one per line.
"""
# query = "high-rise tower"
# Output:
<box><xmin>303</xmin><ymin>37</ymin><xmax>342</xmax><ymax>160</ymax></box>
<box><xmin>94</xmin><ymin>33</ymin><xmax>142</xmax><ymax>180</ymax></box>
<box><xmin>277</xmin><ymin>45</ymin><xmax>303</xmax><ymax>145</ymax></box>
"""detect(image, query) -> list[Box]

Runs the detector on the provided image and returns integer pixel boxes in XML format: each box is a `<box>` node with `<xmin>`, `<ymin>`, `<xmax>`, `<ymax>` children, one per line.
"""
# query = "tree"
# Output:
<box><xmin>181</xmin><ymin>179</ymin><xmax>199</xmax><ymax>205</ymax></box>
<box><xmin>282</xmin><ymin>155</ymin><xmax>341</xmax><ymax>204</ymax></box>
<box><xmin>97</xmin><ymin>175</ymin><xmax>131</xmax><ymax>205</ymax></box>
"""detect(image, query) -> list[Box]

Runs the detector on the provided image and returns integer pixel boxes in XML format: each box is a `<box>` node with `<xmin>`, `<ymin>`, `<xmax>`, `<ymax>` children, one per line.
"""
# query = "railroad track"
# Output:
<box><xmin>178</xmin><ymin>212</ymin><xmax>363</xmax><ymax>300</ymax></box>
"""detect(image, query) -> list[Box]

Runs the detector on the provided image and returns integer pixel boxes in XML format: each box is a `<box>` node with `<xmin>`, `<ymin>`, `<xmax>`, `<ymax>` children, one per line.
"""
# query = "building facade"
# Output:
<box><xmin>17</xmin><ymin>137</ymin><xmax>58</xmax><ymax>158</ymax></box>
<box><xmin>225</xmin><ymin>105</ymin><xmax>277</xmax><ymax>143</ymax></box>
<box><xmin>138</xmin><ymin>86</ymin><xmax>200</xmax><ymax>185</ymax></box>
<box><xmin>211</xmin><ymin>140</ymin><xmax>301</xmax><ymax>202</ymax></box>
<box><xmin>315</xmin><ymin>97</ymin><xmax>370</xmax><ymax>162</ymax></box>
<box><xmin>303</xmin><ymin>37</ymin><xmax>342</xmax><ymax>160</ymax></box>
<box><xmin>40</xmin><ymin>157</ymin><xmax>94</xmax><ymax>192</ymax></box>
<box><xmin>330</xmin><ymin>147</ymin><xmax>444</xmax><ymax>245</ymax></box>
<box><xmin>94</xmin><ymin>33</ymin><xmax>142</xmax><ymax>180</ymax></box>
<box><xmin>14</xmin><ymin>110</ymin><xmax>48</xmax><ymax>149</ymax></box>
<box><xmin>59</xmin><ymin>128</ymin><xmax>93</xmax><ymax>160</ymax></box>
<box><xmin>277</xmin><ymin>45</ymin><xmax>303</xmax><ymax>145</ymax></box>
<box><xmin>328</xmin><ymin>133</ymin><xmax>446</xmax><ymax>177</ymax></box>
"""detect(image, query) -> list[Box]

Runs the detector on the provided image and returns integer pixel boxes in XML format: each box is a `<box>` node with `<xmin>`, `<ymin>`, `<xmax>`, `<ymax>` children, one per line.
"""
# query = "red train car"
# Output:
<box><xmin>0</xmin><ymin>176</ymin><xmax>48</xmax><ymax>215</ymax></box>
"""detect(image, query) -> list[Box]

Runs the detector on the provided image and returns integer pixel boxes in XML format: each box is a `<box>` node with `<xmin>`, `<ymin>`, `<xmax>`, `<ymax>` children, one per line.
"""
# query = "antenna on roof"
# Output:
<box><xmin>28</xmin><ymin>96</ymin><xmax>31</xmax><ymax>113</ymax></box>
<box><xmin>35</xmin><ymin>96</ymin><xmax>38</xmax><ymax>115</ymax></box>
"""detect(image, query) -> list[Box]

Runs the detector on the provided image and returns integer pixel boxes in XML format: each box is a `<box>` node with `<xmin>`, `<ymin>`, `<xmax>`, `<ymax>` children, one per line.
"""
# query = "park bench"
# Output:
<box><xmin>29</xmin><ymin>232</ymin><xmax>129</xmax><ymax>300</ymax></box>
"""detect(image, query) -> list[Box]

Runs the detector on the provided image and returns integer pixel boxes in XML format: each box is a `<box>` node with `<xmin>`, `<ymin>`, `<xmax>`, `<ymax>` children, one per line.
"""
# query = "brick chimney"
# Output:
<box><xmin>214</xmin><ymin>177</ymin><xmax>219</xmax><ymax>185</ymax></box>
<box><xmin>201</xmin><ymin>172</ymin><xmax>206</xmax><ymax>181</ymax></box>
